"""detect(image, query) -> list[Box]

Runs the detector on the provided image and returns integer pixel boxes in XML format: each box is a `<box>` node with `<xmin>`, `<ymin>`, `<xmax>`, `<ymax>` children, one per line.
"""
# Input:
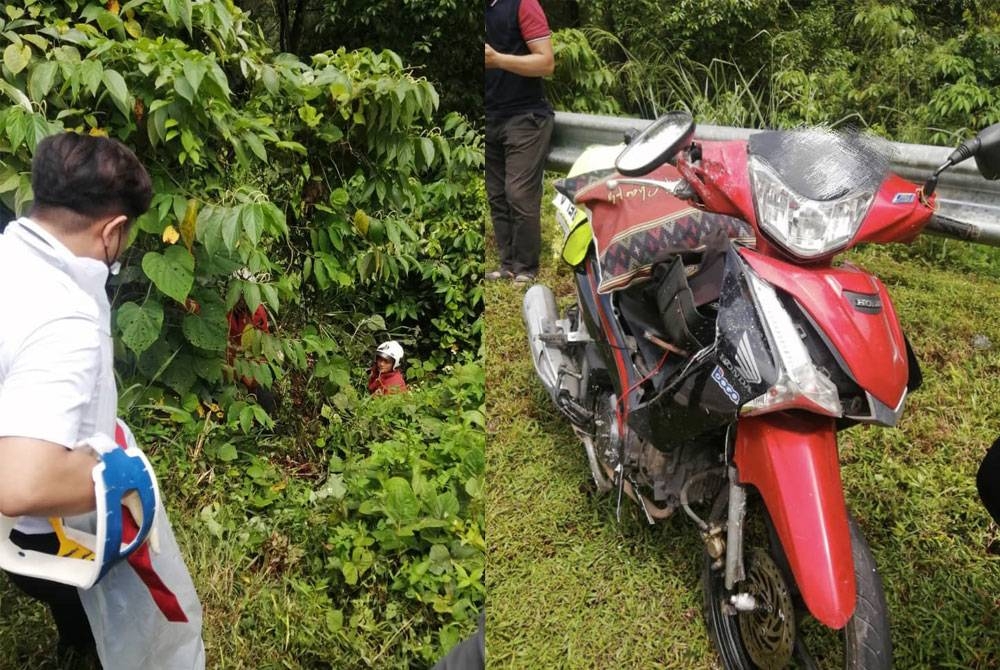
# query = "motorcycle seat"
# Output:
<box><xmin>554</xmin><ymin>168</ymin><xmax>616</xmax><ymax>202</ymax></box>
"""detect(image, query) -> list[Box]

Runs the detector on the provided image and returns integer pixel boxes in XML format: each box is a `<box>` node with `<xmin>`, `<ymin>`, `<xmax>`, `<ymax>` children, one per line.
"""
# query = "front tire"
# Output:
<box><xmin>702</xmin><ymin>492</ymin><xmax>892</xmax><ymax>669</ymax></box>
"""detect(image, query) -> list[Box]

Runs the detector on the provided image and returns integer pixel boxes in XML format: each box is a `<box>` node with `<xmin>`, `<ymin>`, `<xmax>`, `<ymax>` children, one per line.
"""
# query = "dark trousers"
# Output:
<box><xmin>485</xmin><ymin>113</ymin><xmax>554</xmax><ymax>276</ymax></box>
<box><xmin>432</xmin><ymin>611</ymin><xmax>485</xmax><ymax>670</ymax></box>
<box><xmin>978</xmin><ymin>437</ymin><xmax>1000</xmax><ymax>525</ymax></box>
<box><xmin>6</xmin><ymin>531</ymin><xmax>98</xmax><ymax>661</ymax></box>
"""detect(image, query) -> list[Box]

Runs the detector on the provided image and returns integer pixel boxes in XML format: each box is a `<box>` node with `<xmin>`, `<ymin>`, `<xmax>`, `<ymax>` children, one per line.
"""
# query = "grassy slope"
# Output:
<box><xmin>486</xmin><ymin>192</ymin><xmax>1000</xmax><ymax>668</ymax></box>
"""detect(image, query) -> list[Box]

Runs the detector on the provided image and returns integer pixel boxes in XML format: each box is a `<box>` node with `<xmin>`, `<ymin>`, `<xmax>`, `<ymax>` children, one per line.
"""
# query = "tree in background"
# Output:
<box><xmin>0</xmin><ymin>0</ymin><xmax>484</xmax><ymax>414</ymax></box>
<box><xmin>235</xmin><ymin>0</ymin><xmax>482</xmax><ymax>120</ymax></box>
<box><xmin>544</xmin><ymin>0</ymin><xmax>1000</xmax><ymax>143</ymax></box>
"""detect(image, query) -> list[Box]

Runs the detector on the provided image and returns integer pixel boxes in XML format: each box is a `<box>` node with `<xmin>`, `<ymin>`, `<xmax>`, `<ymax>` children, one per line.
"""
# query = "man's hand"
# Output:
<box><xmin>485</xmin><ymin>43</ymin><xmax>500</xmax><ymax>69</ymax></box>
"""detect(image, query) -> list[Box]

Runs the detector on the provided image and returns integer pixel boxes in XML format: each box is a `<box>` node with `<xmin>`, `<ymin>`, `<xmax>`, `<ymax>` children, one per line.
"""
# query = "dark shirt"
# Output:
<box><xmin>485</xmin><ymin>0</ymin><xmax>553</xmax><ymax>120</ymax></box>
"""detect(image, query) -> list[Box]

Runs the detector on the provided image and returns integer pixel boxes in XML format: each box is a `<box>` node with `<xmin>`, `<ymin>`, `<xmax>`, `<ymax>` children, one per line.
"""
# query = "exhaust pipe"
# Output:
<box><xmin>522</xmin><ymin>284</ymin><xmax>568</xmax><ymax>406</ymax></box>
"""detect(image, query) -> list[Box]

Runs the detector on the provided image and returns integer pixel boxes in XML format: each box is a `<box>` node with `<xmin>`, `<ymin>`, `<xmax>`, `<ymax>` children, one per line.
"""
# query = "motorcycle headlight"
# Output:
<box><xmin>749</xmin><ymin>156</ymin><xmax>874</xmax><ymax>259</ymax></box>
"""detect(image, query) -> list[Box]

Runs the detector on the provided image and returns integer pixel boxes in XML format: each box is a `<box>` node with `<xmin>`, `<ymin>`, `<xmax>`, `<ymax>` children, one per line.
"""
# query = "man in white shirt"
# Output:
<box><xmin>0</xmin><ymin>132</ymin><xmax>152</xmax><ymax>663</ymax></box>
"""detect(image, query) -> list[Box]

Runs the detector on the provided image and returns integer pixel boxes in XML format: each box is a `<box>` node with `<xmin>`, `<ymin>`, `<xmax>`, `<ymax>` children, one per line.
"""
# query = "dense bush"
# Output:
<box><xmin>0</xmin><ymin>1</ymin><xmax>484</xmax><ymax>665</ymax></box>
<box><xmin>548</xmin><ymin>0</ymin><xmax>1000</xmax><ymax>143</ymax></box>
<box><xmin>234</xmin><ymin>0</ymin><xmax>482</xmax><ymax>120</ymax></box>
<box><xmin>130</xmin><ymin>362</ymin><xmax>485</xmax><ymax>665</ymax></box>
<box><xmin>0</xmin><ymin>0</ymin><xmax>484</xmax><ymax>407</ymax></box>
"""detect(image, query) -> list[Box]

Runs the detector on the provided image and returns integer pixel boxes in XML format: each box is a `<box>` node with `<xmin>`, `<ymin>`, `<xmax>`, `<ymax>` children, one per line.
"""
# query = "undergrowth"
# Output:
<box><xmin>0</xmin><ymin>364</ymin><xmax>485</xmax><ymax>669</ymax></box>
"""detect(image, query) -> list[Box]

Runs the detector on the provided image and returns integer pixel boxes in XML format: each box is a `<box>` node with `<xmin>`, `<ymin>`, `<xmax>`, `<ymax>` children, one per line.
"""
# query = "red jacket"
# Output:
<box><xmin>368</xmin><ymin>367</ymin><xmax>408</xmax><ymax>395</ymax></box>
<box><xmin>228</xmin><ymin>303</ymin><xmax>270</xmax><ymax>389</ymax></box>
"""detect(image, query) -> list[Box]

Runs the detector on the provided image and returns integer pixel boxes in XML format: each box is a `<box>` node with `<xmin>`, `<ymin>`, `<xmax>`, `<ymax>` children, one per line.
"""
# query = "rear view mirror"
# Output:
<box><xmin>615</xmin><ymin>111</ymin><xmax>695</xmax><ymax>177</ymax></box>
<box><xmin>924</xmin><ymin>122</ymin><xmax>1000</xmax><ymax>196</ymax></box>
<box><xmin>973</xmin><ymin>124</ymin><xmax>1000</xmax><ymax>180</ymax></box>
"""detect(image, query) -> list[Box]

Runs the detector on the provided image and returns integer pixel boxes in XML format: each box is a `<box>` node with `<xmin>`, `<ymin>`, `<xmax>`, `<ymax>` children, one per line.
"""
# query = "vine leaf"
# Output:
<box><xmin>142</xmin><ymin>246</ymin><xmax>194</xmax><ymax>303</ymax></box>
<box><xmin>117</xmin><ymin>300</ymin><xmax>164</xmax><ymax>356</ymax></box>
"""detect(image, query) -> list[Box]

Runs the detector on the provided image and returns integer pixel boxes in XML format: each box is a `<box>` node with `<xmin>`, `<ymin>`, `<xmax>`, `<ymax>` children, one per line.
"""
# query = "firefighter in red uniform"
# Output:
<box><xmin>368</xmin><ymin>341</ymin><xmax>408</xmax><ymax>395</ymax></box>
<box><xmin>227</xmin><ymin>298</ymin><xmax>278</xmax><ymax>411</ymax></box>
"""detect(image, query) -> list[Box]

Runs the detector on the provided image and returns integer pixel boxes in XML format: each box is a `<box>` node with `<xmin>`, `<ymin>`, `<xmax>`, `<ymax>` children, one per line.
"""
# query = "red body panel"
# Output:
<box><xmin>855</xmin><ymin>172</ymin><xmax>932</xmax><ymax>245</ymax></box>
<box><xmin>734</xmin><ymin>413</ymin><xmax>855</xmax><ymax>629</ymax></box>
<box><xmin>738</xmin><ymin>248</ymin><xmax>909</xmax><ymax>409</ymax></box>
<box><xmin>678</xmin><ymin>141</ymin><xmax>755</xmax><ymax>221</ymax></box>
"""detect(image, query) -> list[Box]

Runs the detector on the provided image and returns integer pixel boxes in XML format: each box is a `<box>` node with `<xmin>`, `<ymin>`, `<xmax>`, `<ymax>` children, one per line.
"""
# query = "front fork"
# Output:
<box><xmin>700</xmin><ymin>465</ymin><xmax>751</xmax><ymax>613</ymax></box>
<box><xmin>723</xmin><ymin>466</ymin><xmax>747</xmax><ymax>590</ymax></box>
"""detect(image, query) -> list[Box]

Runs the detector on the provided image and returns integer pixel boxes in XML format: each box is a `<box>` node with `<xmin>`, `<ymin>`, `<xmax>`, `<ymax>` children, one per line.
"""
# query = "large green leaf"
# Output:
<box><xmin>240</xmin><ymin>203</ymin><xmax>263</xmax><ymax>246</ymax></box>
<box><xmin>181</xmin><ymin>302</ymin><xmax>228</xmax><ymax>351</ymax></box>
<box><xmin>220</xmin><ymin>206</ymin><xmax>240</xmax><ymax>251</ymax></box>
<box><xmin>28</xmin><ymin>61</ymin><xmax>58</xmax><ymax>100</ymax></box>
<box><xmin>196</xmin><ymin>205</ymin><xmax>223</xmax><ymax>256</ymax></box>
<box><xmin>102</xmin><ymin>68</ymin><xmax>130</xmax><ymax>116</ymax></box>
<box><xmin>182</xmin><ymin>60</ymin><xmax>206</xmax><ymax>96</ymax></box>
<box><xmin>0</xmin><ymin>80</ymin><xmax>31</xmax><ymax>111</ymax></box>
<box><xmin>383</xmin><ymin>477</ymin><xmax>420</xmax><ymax>525</ymax></box>
<box><xmin>116</xmin><ymin>300</ymin><xmax>164</xmax><ymax>356</ymax></box>
<box><xmin>142</xmin><ymin>246</ymin><xmax>194</xmax><ymax>303</ymax></box>
<box><xmin>161</xmin><ymin>351</ymin><xmax>197</xmax><ymax>396</ymax></box>
<box><xmin>3</xmin><ymin>44</ymin><xmax>31</xmax><ymax>75</ymax></box>
<box><xmin>418</xmin><ymin>136</ymin><xmax>435</xmax><ymax>167</ymax></box>
<box><xmin>80</xmin><ymin>59</ymin><xmax>103</xmax><ymax>97</ymax></box>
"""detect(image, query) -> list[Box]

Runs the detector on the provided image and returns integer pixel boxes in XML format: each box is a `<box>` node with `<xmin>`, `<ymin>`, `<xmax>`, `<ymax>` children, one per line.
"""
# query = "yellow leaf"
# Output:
<box><xmin>353</xmin><ymin>209</ymin><xmax>369</xmax><ymax>237</ymax></box>
<box><xmin>124</xmin><ymin>19</ymin><xmax>142</xmax><ymax>39</ymax></box>
<box><xmin>180</xmin><ymin>199</ymin><xmax>198</xmax><ymax>252</ymax></box>
<box><xmin>162</xmin><ymin>225</ymin><xmax>180</xmax><ymax>245</ymax></box>
<box><xmin>88</xmin><ymin>127</ymin><xmax>108</xmax><ymax>137</ymax></box>
<box><xmin>107</xmin><ymin>0</ymin><xmax>120</xmax><ymax>14</ymax></box>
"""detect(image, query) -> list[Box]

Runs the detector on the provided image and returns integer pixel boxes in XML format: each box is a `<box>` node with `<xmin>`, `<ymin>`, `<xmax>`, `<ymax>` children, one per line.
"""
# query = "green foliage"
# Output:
<box><xmin>548</xmin><ymin>29</ymin><xmax>621</xmax><ymax>115</ymax></box>
<box><xmin>0</xmin><ymin>0</ymin><xmax>484</xmax><ymax>406</ymax></box>
<box><xmin>135</xmin><ymin>362</ymin><xmax>485</xmax><ymax>666</ymax></box>
<box><xmin>235</xmin><ymin>0</ymin><xmax>482</xmax><ymax>120</ymax></box>
<box><xmin>562</xmin><ymin>0</ymin><xmax>1000</xmax><ymax>142</ymax></box>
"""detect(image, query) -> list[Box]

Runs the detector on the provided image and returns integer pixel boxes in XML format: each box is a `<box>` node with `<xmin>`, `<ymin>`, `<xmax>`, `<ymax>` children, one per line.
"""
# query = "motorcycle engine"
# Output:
<box><xmin>593</xmin><ymin>392</ymin><xmax>723</xmax><ymax>510</ymax></box>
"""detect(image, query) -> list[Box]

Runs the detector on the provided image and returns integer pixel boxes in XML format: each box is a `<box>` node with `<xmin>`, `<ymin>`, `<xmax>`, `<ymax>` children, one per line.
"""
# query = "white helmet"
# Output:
<box><xmin>375</xmin><ymin>340</ymin><xmax>404</xmax><ymax>369</ymax></box>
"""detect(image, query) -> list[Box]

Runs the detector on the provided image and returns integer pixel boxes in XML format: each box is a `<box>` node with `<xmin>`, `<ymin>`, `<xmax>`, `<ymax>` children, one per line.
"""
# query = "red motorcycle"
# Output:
<box><xmin>522</xmin><ymin>112</ymin><xmax>1000</xmax><ymax>667</ymax></box>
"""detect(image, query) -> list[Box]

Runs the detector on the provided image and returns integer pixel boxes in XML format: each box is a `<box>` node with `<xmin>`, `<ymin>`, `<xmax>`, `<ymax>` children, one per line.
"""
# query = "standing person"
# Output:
<box><xmin>0</xmin><ymin>133</ymin><xmax>204</xmax><ymax>670</ymax></box>
<box><xmin>485</xmin><ymin>0</ymin><xmax>555</xmax><ymax>284</ymax></box>
<box><xmin>977</xmin><ymin>437</ymin><xmax>1000</xmax><ymax>527</ymax></box>
<box><xmin>0</xmin><ymin>132</ymin><xmax>151</xmax><ymax>665</ymax></box>
<box><xmin>368</xmin><ymin>341</ymin><xmax>408</xmax><ymax>395</ymax></box>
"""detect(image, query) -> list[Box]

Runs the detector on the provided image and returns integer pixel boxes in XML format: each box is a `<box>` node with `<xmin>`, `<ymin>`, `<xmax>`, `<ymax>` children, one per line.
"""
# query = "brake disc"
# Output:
<box><xmin>737</xmin><ymin>547</ymin><xmax>796</xmax><ymax>669</ymax></box>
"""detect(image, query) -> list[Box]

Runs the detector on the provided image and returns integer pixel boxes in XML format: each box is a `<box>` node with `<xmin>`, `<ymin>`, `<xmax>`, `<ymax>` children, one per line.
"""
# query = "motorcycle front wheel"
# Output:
<box><xmin>702</xmin><ymin>490</ymin><xmax>892</xmax><ymax>670</ymax></box>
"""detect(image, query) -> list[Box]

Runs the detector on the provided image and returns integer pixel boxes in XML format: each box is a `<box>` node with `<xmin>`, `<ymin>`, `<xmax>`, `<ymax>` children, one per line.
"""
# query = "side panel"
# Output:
<box><xmin>739</xmin><ymin>248</ymin><xmax>908</xmax><ymax>409</ymax></box>
<box><xmin>734</xmin><ymin>413</ymin><xmax>855</xmax><ymax>629</ymax></box>
<box><xmin>855</xmin><ymin>172</ymin><xmax>934</xmax><ymax>245</ymax></box>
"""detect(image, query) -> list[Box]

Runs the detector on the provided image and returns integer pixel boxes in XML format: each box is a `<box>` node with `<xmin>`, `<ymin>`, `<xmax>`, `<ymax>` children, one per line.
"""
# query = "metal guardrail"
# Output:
<box><xmin>549</xmin><ymin>111</ymin><xmax>1000</xmax><ymax>246</ymax></box>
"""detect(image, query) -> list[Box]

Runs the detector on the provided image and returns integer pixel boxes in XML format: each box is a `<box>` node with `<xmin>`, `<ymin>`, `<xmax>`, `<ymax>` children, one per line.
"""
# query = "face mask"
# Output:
<box><xmin>103</xmin><ymin>219</ymin><xmax>125</xmax><ymax>275</ymax></box>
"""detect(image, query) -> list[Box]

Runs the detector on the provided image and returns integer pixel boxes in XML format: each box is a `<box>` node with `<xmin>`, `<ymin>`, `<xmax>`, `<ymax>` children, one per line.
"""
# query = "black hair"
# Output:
<box><xmin>30</xmin><ymin>132</ymin><xmax>152</xmax><ymax>225</ymax></box>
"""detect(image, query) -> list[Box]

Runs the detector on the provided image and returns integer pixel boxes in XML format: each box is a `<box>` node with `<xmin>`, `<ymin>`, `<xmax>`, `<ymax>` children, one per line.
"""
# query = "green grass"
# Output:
<box><xmin>486</xmin><ymin>183</ymin><xmax>1000</xmax><ymax>668</ymax></box>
